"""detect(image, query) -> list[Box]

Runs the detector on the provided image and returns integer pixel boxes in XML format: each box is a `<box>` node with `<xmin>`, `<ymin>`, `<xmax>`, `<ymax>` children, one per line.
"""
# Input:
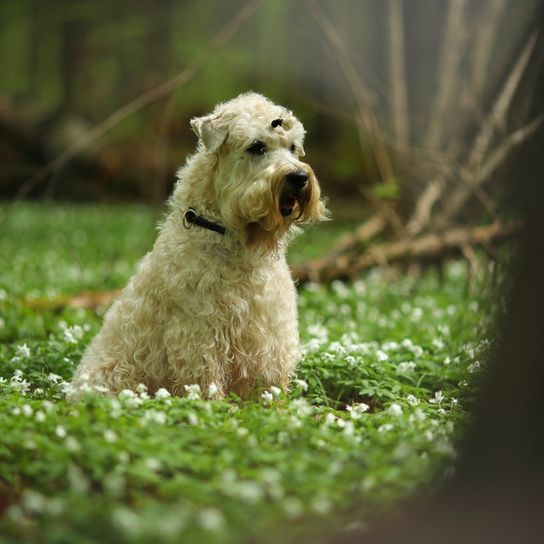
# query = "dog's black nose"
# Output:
<box><xmin>286</xmin><ymin>171</ymin><xmax>308</xmax><ymax>190</ymax></box>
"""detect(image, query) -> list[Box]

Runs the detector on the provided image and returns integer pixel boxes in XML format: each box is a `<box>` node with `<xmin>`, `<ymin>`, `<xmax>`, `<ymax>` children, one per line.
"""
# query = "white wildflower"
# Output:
<box><xmin>323</xmin><ymin>413</ymin><xmax>337</xmax><ymax>426</ymax></box>
<box><xmin>65</xmin><ymin>436</ymin><xmax>81</xmax><ymax>452</ymax></box>
<box><xmin>396</xmin><ymin>361</ymin><xmax>416</xmax><ymax>373</ymax></box>
<box><xmin>376</xmin><ymin>350</ymin><xmax>389</xmax><ymax>362</ymax></box>
<box><xmin>7</xmin><ymin>376</ymin><xmax>28</xmax><ymax>393</ymax></box>
<box><xmin>290</xmin><ymin>398</ymin><xmax>314</xmax><ymax>417</ymax></box>
<box><xmin>467</xmin><ymin>361</ymin><xmax>481</xmax><ymax>373</ymax></box>
<box><xmin>16</xmin><ymin>344</ymin><xmax>31</xmax><ymax>358</ymax></box>
<box><xmin>47</xmin><ymin>373</ymin><xmax>63</xmax><ymax>384</ymax></box>
<box><xmin>22</xmin><ymin>490</ymin><xmax>48</xmax><ymax>514</ymax></box>
<box><xmin>432</xmin><ymin>338</ymin><xmax>445</xmax><ymax>350</ymax></box>
<box><xmin>343</xmin><ymin>420</ymin><xmax>355</xmax><ymax>437</ymax></box>
<box><xmin>154</xmin><ymin>388</ymin><xmax>171</xmax><ymax>399</ymax></box>
<box><xmin>331</xmin><ymin>280</ymin><xmax>350</xmax><ymax>298</ymax></box>
<box><xmin>104</xmin><ymin>430</ymin><xmax>118</xmax><ymax>443</ymax></box>
<box><xmin>22</xmin><ymin>404</ymin><xmax>33</xmax><ymax>417</ymax></box>
<box><xmin>388</xmin><ymin>403</ymin><xmax>403</xmax><ymax>416</ymax></box>
<box><xmin>346</xmin><ymin>402</ymin><xmax>370</xmax><ymax>420</ymax></box>
<box><xmin>378</xmin><ymin>423</ymin><xmax>394</xmax><ymax>433</ymax></box>
<box><xmin>207</xmin><ymin>383</ymin><xmax>219</xmax><ymax>398</ymax></box>
<box><xmin>261</xmin><ymin>390</ymin><xmax>273</xmax><ymax>404</ymax></box>
<box><xmin>270</xmin><ymin>386</ymin><xmax>282</xmax><ymax>398</ymax></box>
<box><xmin>409</xmin><ymin>408</ymin><xmax>427</xmax><ymax>423</ymax></box>
<box><xmin>235</xmin><ymin>480</ymin><xmax>264</xmax><ymax>503</ymax></box>
<box><xmin>187</xmin><ymin>412</ymin><xmax>199</xmax><ymax>426</ymax></box>
<box><xmin>112</xmin><ymin>507</ymin><xmax>141</xmax><ymax>535</ymax></box>
<box><xmin>411</xmin><ymin>345</ymin><xmax>424</xmax><ymax>357</ymax></box>
<box><xmin>283</xmin><ymin>497</ymin><xmax>303</xmax><ymax>519</ymax></box>
<box><xmin>35</xmin><ymin>410</ymin><xmax>46</xmax><ymax>422</ymax></box>
<box><xmin>142</xmin><ymin>409</ymin><xmax>167</xmax><ymax>425</ymax></box>
<box><xmin>311</xmin><ymin>496</ymin><xmax>332</xmax><ymax>514</ymax></box>
<box><xmin>293</xmin><ymin>379</ymin><xmax>308</xmax><ymax>391</ymax></box>
<box><xmin>406</xmin><ymin>394</ymin><xmax>419</xmax><ymax>406</ymax></box>
<box><xmin>62</xmin><ymin>324</ymin><xmax>84</xmax><ymax>344</ymax></box>
<box><xmin>144</xmin><ymin>458</ymin><xmax>161</xmax><ymax>471</ymax></box>
<box><xmin>118</xmin><ymin>451</ymin><xmax>130</xmax><ymax>464</ymax></box>
<box><xmin>429</xmin><ymin>391</ymin><xmax>444</xmax><ymax>404</ymax></box>
<box><xmin>198</xmin><ymin>508</ymin><xmax>225</xmax><ymax>532</ymax></box>
<box><xmin>184</xmin><ymin>384</ymin><xmax>201</xmax><ymax>400</ymax></box>
<box><xmin>55</xmin><ymin>425</ymin><xmax>67</xmax><ymax>438</ymax></box>
<box><xmin>136</xmin><ymin>383</ymin><xmax>149</xmax><ymax>399</ymax></box>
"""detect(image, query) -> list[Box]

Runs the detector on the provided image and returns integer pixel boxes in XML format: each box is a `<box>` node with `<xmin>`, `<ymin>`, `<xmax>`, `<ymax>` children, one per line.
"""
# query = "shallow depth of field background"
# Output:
<box><xmin>0</xmin><ymin>1</ymin><xmax>542</xmax><ymax>543</ymax></box>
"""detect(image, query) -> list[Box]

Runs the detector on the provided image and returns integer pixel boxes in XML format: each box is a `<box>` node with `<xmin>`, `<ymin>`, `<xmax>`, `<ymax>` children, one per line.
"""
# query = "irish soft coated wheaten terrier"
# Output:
<box><xmin>69</xmin><ymin>92</ymin><xmax>328</xmax><ymax>400</ymax></box>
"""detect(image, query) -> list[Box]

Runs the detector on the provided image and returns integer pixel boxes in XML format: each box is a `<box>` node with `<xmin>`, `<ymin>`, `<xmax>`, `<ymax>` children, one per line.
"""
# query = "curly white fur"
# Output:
<box><xmin>69</xmin><ymin>92</ymin><xmax>328</xmax><ymax>400</ymax></box>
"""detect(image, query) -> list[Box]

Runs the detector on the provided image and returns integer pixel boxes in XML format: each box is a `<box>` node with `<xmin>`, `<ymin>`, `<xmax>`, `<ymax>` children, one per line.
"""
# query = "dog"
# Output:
<box><xmin>68</xmin><ymin>92</ymin><xmax>328</xmax><ymax>400</ymax></box>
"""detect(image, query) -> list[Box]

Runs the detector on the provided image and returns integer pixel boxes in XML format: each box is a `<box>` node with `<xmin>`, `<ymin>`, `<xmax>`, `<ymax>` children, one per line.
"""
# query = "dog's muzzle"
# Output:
<box><xmin>280</xmin><ymin>170</ymin><xmax>309</xmax><ymax>217</ymax></box>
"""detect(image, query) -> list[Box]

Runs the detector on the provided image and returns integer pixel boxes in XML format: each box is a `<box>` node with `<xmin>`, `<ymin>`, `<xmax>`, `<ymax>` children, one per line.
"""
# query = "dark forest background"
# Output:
<box><xmin>1</xmin><ymin>0</ymin><xmax>540</xmax><ymax>223</ymax></box>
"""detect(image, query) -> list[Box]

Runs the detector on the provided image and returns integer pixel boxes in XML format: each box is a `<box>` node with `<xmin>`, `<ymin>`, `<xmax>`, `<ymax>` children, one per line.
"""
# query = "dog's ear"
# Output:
<box><xmin>190</xmin><ymin>114</ymin><xmax>228</xmax><ymax>153</ymax></box>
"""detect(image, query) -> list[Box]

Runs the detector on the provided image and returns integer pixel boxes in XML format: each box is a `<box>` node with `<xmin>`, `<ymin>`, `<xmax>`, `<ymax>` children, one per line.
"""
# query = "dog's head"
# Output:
<box><xmin>190</xmin><ymin>92</ymin><xmax>329</xmax><ymax>249</ymax></box>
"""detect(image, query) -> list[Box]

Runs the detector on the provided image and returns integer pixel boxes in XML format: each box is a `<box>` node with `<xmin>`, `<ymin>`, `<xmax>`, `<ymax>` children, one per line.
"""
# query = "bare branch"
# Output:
<box><xmin>442</xmin><ymin>114</ymin><xmax>544</xmax><ymax>223</ymax></box>
<box><xmin>466</xmin><ymin>31</ymin><xmax>538</xmax><ymax>172</ymax></box>
<box><xmin>405</xmin><ymin>176</ymin><xmax>444</xmax><ymax>235</ymax></box>
<box><xmin>293</xmin><ymin>222</ymin><xmax>521</xmax><ymax>285</ymax></box>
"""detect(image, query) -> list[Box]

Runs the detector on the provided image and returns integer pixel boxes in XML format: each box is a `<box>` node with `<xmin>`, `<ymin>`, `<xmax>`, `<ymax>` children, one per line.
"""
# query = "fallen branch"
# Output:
<box><xmin>293</xmin><ymin>222</ymin><xmax>522</xmax><ymax>285</ymax></box>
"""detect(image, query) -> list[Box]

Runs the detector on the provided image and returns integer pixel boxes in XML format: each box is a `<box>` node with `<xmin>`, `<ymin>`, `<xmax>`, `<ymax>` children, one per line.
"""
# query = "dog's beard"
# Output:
<box><xmin>234</xmin><ymin>164</ymin><xmax>329</xmax><ymax>251</ymax></box>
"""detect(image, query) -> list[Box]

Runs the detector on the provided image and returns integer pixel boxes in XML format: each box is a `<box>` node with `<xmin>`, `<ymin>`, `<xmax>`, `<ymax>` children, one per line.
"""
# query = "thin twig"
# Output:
<box><xmin>465</xmin><ymin>31</ymin><xmax>538</xmax><ymax>172</ymax></box>
<box><xmin>442</xmin><ymin>114</ymin><xmax>544</xmax><ymax>223</ymax></box>
<box><xmin>304</xmin><ymin>0</ymin><xmax>394</xmax><ymax>183</ymax></box>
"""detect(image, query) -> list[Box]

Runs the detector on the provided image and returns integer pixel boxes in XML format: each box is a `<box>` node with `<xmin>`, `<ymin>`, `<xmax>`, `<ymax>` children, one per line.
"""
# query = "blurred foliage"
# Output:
<box><xmin>0</xmin><ymin>0</ymin><xmax>538</xmax><ymax>212</ymax></box>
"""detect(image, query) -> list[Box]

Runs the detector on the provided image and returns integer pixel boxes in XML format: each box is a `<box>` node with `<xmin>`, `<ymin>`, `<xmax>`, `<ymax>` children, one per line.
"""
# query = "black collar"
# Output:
<box><xmin>183</xmin><ymin>208</ymin><xmax>227</xmax><ymax>236</ymax></box>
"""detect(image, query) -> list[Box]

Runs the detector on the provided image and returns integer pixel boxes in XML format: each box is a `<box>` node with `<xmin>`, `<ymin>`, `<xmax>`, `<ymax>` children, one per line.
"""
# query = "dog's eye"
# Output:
<box><xmin>290</xmin><ymin>144</ymin><xmax>296</xmax><ymax>153</ymax></box>
<box><xmin>247</xmin><ymin>141</ymin><xmax>267</xmax><ymax>156</ymax></box>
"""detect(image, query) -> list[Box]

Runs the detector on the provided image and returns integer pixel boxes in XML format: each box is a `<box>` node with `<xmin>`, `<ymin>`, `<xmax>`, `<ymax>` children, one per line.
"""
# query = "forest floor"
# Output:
<box><xmin>0</xmin><ymin>204</ymin><xmax>496</xmax><ymax>544</ymax></box>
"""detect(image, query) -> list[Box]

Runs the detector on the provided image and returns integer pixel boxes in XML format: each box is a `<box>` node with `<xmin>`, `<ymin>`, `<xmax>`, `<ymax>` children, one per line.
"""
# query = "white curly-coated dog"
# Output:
<box><xmin>69</xmin><ymin>92</ymin><xmax>328</xmax><ymax>400</ymax></box>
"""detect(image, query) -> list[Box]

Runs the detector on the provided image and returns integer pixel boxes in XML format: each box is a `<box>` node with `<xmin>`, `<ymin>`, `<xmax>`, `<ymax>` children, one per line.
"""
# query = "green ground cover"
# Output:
<box><xmin>0</xmin><ymin>204</ymin><xmax>493</xmax><ymax>543</ymax></box>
